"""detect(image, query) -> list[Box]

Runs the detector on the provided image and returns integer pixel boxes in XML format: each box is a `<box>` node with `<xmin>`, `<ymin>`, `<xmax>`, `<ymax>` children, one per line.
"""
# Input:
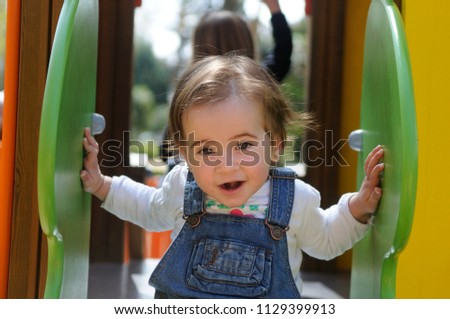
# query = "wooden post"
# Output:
<box><xmin>90</xmin><ymin>0</ymin><xmax>135</xmax><ymax>263</ymax></box>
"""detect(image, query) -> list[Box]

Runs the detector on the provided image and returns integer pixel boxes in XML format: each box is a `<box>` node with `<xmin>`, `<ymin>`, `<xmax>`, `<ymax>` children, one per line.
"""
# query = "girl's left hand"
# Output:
<box><xmin>349</xmin><ymin>145</ymin><xmax>384</xmax><ymax>223</ymax></box>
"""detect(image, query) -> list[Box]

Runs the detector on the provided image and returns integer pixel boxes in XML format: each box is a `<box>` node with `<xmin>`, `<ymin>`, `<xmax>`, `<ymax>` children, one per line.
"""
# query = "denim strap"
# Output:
<box><xmin>267</xmin><ymin>168</ymin><xmax>297</xmax><ymax>227</ymax></box>
<box><xmin>183</xmin><ymin>171</ymin><xmax>204</xmax><ymax>217</ymax></box>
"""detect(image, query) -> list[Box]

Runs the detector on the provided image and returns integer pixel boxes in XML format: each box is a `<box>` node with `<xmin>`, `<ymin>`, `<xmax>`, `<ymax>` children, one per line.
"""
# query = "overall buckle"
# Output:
<box><xmin>264</xmin><ymin>219</ymin><xmax>289</xmax><ymax>240</ymax></box>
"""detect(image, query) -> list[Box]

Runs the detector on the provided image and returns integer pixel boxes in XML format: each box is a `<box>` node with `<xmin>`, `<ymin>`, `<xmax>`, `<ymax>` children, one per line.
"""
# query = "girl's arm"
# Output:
<box><xmin>261</xmin><ymin>0</ymin><xmax>293</xmax><ymax>82</ymax></box>
<box><xmin>80</xmin><ymin>126</ymin><xmax>186</xmax><ymax>231</ymax></box>
<box><xmin>263</xmin><ymin>0</ymin><xmax>281</xmax><ymax>14</ymax></box>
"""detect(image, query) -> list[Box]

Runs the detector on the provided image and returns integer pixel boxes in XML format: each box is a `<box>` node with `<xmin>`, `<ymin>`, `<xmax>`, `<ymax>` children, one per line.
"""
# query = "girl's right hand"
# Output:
<box><xmin>80</xmin><ymin>127</ymin><xmax>111</xmax><ymax>201</ymax></box>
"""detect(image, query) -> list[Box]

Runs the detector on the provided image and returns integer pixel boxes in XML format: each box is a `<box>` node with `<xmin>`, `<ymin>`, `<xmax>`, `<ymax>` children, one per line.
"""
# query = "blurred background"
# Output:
<box><xmin>130</xmin><ymin>0</ymin><xmax>308</xmax><ymax>164</ymax></box>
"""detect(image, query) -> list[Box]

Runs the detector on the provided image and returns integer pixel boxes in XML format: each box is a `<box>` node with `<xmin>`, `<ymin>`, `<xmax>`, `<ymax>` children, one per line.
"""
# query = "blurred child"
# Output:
<box><xmin>192</xmin><ymin>0</ymin><xmax>292</xmax><ymax>82</ymax></box>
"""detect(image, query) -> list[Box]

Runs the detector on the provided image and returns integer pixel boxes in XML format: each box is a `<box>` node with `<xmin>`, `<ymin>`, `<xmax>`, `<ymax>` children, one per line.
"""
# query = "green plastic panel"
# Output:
<box><xmin>38</xmin><ymin>0</ymin><xmax>98</xmax><ymax>298</ymax></box>
<box><xmin>350</xmin><ymin>0</ymin><xmax>418</xmax><ymax>298</ymax></box>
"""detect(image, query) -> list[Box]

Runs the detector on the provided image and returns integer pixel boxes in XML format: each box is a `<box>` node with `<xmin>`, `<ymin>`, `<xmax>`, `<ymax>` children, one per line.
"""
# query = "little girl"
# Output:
<box><xmin>80</xmin><ymin>55</ymin><xmax>384</xmax><ymax>299</ymax></box>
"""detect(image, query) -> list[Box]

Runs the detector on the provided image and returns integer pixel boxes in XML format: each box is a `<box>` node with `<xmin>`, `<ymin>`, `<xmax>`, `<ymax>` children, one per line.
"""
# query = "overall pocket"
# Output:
<box><xmin>186</xmin><ymin>238</ymin><xmax>272</xmax><ymax>298</ymax></box>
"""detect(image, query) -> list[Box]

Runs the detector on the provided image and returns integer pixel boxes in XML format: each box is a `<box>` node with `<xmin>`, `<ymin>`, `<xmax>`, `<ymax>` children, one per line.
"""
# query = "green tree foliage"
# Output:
<box><xmin>131</xmin><ymin>37</ymin><xmax>172</xmax><ymax>154</ymax></box>
<box><xmin>281</xmin><ymin>18</ymin><xmax>308</xmax><ymax>113</ymax></box>
<box><xmin>222</xmin><ymin>0</ymin><xmax>243</xmax><ymax>11</ymax></box>
<box><xmin>133</xmin><ymin>37</ymin><xmax>172</xmax><ymax>105</ymax></box>
<box><xmin>131</xmin><ymin>83</ymin><xmax>169</xmax><ymax>139</ymax></box>
<box><xmin>131</xmin><ymin>84</ymin><xmax>155</xmax><ymax>138</ymax></box>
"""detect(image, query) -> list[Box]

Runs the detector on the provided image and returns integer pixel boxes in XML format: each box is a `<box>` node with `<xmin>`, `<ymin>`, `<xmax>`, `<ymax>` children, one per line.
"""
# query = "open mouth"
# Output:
<box><xmin>221</xmin><ymin>181</ymin><xmax>243</xmax><ymax>191</ymax></box>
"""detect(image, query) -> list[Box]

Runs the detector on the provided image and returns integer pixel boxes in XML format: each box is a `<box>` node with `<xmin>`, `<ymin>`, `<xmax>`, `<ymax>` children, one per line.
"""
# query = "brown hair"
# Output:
<box><xmin>192</xmin><ymin>11</ymin><xmax>255</xmax><ymax>63</ymax></box>
<box><xmin>169</xmin><ymin>54</ymin><xmax>312</xmax><ymax>149</ymax></box>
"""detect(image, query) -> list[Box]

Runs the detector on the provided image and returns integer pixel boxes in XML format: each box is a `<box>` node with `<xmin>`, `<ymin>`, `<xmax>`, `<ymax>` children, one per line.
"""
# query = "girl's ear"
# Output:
<box><xmin>179</xmin><ymin>146</ymin><xmax>187</xmax><ymax>164</ymax></box>
<box><xmin>270</xmin><ymin>136</ymin><xmax>283</xmax><ymax>164</ymax></box>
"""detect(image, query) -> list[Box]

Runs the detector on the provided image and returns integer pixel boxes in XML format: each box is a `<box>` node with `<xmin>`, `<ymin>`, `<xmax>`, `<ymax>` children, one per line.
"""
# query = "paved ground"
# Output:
<box><xmin>88</xmin><ymin>258</ymin><xmax>350</xmax><ymax>299</ymax></box>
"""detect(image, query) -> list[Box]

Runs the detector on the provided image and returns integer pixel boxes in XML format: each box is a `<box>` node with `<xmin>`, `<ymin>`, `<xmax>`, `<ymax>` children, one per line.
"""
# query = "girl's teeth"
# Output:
<box><xmin>223</xmin><ymin>182</ymin><xmax>241</xmax><ymax>190</ymax></box>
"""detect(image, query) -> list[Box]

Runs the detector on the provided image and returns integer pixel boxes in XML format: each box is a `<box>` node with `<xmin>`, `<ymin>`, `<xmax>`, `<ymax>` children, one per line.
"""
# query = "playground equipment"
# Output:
<box><xmin>37</xmin><ymin>0</ymin><xmax>98</xmax><ymax>298</ymax></box>
<box><xmin>349</xmin><ymin>0</ymin><xmax>418</xmax><ymax>298</ymax></box>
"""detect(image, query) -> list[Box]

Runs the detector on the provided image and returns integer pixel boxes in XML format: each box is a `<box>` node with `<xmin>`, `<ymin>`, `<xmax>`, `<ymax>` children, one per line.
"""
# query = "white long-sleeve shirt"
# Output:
<box><xmin>102</xmin><ymin>164</ymin><xmax>369</xmax><ymax>294</ymax></box>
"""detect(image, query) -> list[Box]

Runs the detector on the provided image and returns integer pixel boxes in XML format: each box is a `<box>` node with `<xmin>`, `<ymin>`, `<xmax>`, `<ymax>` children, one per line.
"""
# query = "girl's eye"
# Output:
<box><xmin>236</xmin><ymin>141</ymin><xmax>254</xmax><ymax>150</ymax></box>
<box><xmin>198</xmin><ymin>146</ymin><xmax>215</xmax><ymax>155</ymax></box>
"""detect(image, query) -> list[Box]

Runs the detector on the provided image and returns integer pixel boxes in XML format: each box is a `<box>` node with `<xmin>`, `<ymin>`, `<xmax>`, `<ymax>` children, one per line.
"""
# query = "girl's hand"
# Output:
<box><xmin>349</xmin><ymin>145</ymin><xmax>384</xmax><ymax>223</ymax></box>
<box><xmin>262</xmin><ymin>0</ymin><xmax>281</xmax><ymax>14</ymax></box>
<box><xmin>80</xmin><ymin>127</ymin><xmax>111</xmax><ymax>201</ymax></box>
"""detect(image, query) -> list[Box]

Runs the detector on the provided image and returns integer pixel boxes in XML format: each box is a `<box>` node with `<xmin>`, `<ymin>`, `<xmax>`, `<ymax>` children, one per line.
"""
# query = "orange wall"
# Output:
<box><xmin>0</xmin><ymin>0</ymin><xmax>21</xmax><ymax>298</ymax></box>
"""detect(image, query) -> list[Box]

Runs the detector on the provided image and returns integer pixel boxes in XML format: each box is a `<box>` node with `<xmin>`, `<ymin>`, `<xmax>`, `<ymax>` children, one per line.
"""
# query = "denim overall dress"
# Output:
<box><xmin>149</xmin><ymin>167</ymin><xmax>301</xmax><ymax>298</ymax></box>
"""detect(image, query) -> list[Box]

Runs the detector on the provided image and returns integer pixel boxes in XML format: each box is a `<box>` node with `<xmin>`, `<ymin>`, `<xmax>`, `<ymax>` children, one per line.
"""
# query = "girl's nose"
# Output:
<box><xmin>215</xmin><ymin>150</ymin><xmax>239</xmax><ymax>172</ymax></box>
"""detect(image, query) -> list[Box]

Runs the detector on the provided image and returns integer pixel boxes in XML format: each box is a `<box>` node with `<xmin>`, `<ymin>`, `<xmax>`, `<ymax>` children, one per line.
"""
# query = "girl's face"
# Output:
<box><xmin>180</xmin><ymin>97</ymin><xmax>281</xmax><ymax>208</ymax></box>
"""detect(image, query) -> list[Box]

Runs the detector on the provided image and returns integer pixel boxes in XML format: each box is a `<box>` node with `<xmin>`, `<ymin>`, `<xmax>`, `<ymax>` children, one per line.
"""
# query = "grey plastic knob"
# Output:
<box><xmin>91</xmin><ymin>113</ymin><xmax>105</xmax><ymax>135</ymax></box>
<box><xmin>348</xmin><ymin>129</ymin><xmax>363</xmax><ymax>152</ymax></box>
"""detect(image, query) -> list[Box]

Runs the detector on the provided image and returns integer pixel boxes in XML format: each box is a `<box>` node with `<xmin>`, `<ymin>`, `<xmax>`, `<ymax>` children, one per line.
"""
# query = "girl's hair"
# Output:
<box><xmin>192</xmin><ymin>11</ymin><xmax>255</xmax><ymax>63</ymax></box>
<box><xmin>169</xmin><ymin>54</ymin><xmax>313</xmax><ymax>149</ymax></box>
